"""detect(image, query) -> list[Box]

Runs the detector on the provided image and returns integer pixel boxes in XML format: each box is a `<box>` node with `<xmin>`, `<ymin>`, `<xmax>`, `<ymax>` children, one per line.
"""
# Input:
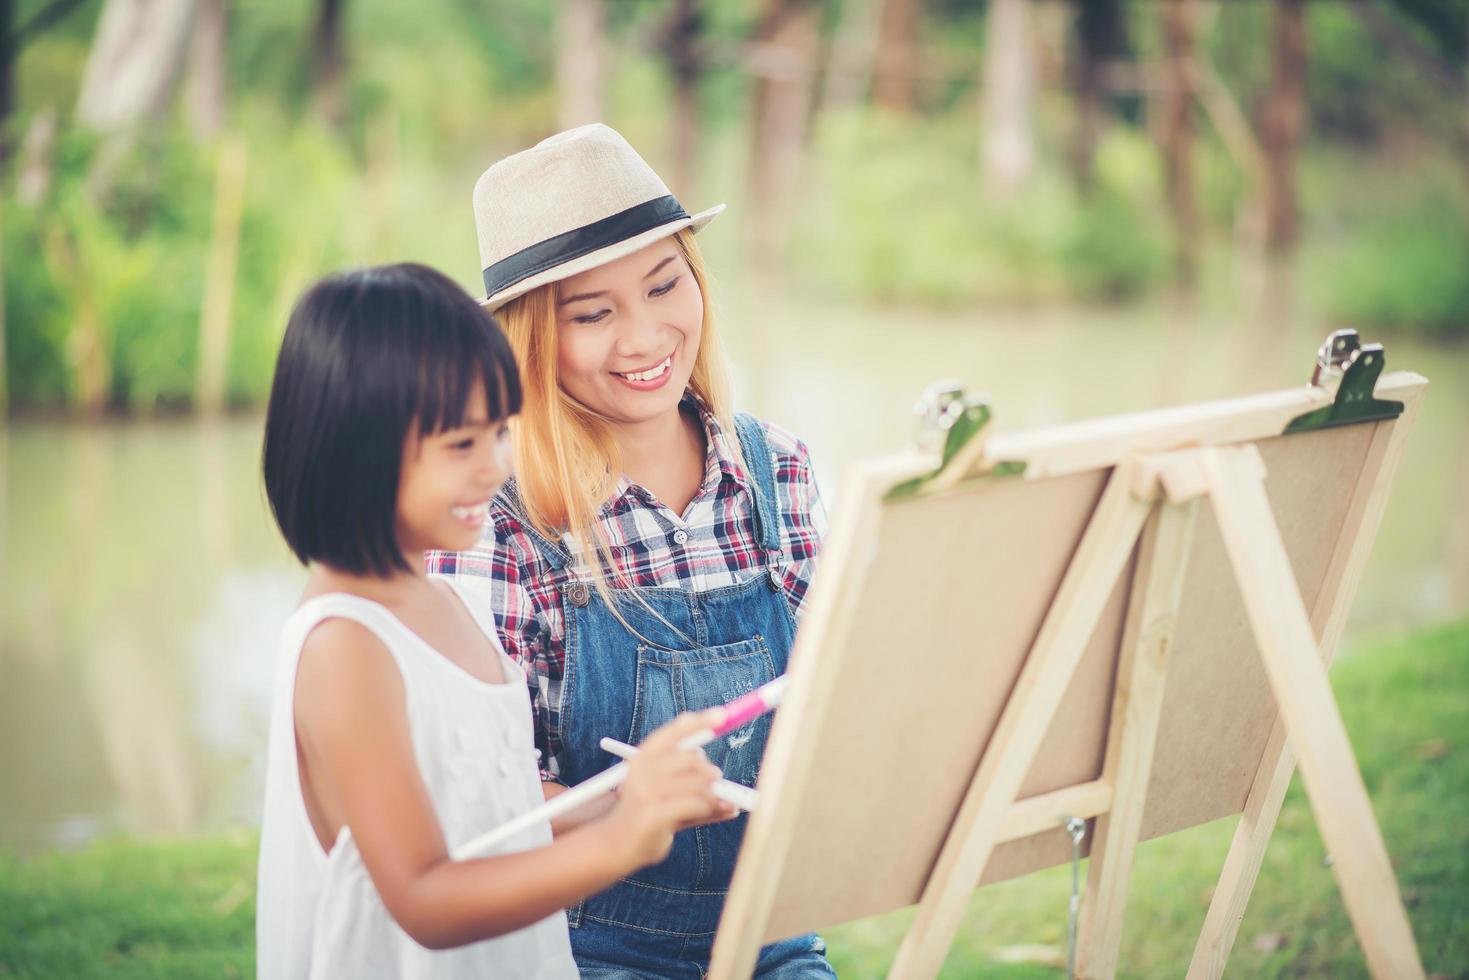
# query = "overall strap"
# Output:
<box><xmin>733</xmin><ymin>412</ymin><xmax>783</xmax><ymax>557</ymax></box>
<box><xmin>500</xmin><ymin>479</ymin><xmax>575</xmax><ymax>573</ymax></box>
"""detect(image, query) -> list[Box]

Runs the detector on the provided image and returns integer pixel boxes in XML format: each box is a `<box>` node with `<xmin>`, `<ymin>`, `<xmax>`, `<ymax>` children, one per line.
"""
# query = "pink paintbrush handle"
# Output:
<box><xmin>711</xmin><ymin>675</ymin><xmax>790</xmax><ymax>737</ymax></box>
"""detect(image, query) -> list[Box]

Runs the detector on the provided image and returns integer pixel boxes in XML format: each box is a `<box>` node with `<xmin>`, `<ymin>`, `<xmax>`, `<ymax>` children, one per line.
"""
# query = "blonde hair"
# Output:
<box><xmin>496</xmin><ymin>228</ymin><xmax>739</xmax><ymax>604</ymax></box>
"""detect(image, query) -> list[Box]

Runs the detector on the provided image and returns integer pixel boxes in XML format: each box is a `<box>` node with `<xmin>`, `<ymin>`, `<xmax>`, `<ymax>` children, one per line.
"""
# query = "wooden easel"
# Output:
<box><xmin>709</xmin><ymin>335</ymin><xmax>1427</xmax><ymax>979</ymax></box>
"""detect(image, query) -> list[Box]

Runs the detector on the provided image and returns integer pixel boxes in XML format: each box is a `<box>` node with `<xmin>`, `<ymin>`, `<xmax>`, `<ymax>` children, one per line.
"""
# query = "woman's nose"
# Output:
<box><xmin>614</xmin><ymin>301</ymin><xmax>662</xmax><ymax>358</ymax></box>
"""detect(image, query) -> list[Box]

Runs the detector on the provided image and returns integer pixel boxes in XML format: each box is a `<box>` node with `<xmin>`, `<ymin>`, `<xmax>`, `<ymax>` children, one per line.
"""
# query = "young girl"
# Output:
<box><xmin>256</xmin><ymin>263</ymin><xmax>733</xmax><ymax>978</ymax></box>
<box><xmin>428</xmin><ymin>126</ymin><xmax>836</xmax><ymax>976</ymax></box>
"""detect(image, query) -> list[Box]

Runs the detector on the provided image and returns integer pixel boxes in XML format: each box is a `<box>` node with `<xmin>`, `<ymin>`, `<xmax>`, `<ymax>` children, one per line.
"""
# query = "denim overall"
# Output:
<box><xmin>516</xmin><ymin>415</ymin><xmax>835</xmax><ymax>978</ymax></box>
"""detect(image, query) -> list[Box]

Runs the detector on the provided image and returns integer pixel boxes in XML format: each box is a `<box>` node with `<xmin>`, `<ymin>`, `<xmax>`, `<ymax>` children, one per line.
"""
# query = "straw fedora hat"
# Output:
<box><xmin>472</xmin><ymin>123</ymin><xmax>725</xmax><ymax>311</ymax></box>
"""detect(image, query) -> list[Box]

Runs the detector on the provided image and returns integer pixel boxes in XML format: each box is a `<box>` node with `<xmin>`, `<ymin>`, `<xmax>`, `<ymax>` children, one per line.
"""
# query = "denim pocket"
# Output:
<box><xmin>628</xmin><ymin>635</ymin><xmax>777</xmax><ymax>786</ymax></box>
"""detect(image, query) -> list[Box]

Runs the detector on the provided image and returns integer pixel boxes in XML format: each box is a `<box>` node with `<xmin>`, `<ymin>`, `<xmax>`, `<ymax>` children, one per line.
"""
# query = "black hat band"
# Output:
<box><xmin>482</xmin><ymin>195</ymin><xmax>690</xmax><ymax>300</ymax></box>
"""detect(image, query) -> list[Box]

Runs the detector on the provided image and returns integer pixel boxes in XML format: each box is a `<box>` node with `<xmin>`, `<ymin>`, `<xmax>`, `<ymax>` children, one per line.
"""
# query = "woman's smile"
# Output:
<box><xmin>611</xmin><ymin>354</ymin><xmax>675</xmax><ymax>391</ymax></box>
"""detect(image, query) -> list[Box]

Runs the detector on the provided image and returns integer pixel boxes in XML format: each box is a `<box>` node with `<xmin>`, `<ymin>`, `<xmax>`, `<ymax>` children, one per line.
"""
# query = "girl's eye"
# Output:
<box><xmin>496</xmin><ymin>424</ymin><xmax>511</xmax><ymax>441</ymax></box>
<box><xmin>572</xmin><ymin>309</ymin><xmax>609</xmax><ymax>325</ymax></box>
<box><xmin>650</xmin><ymin>276</ymin><xmax>680</xmax><ymax>298</ymax></box>
<box><xmin>450</xmin><ymin>436</ymin><xmax>475</xmax><ymax>451</ymax></box>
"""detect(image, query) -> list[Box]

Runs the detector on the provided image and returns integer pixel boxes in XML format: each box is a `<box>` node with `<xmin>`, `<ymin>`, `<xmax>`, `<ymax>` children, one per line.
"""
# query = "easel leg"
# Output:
<box><xmin>1075</xmin><ymin>498</ymin><xmax>1200</xmax><ymax>979</ymax></box>
<box><xmin>1203</xmin><ymin>447</ymin><xmax>1425</xmax><ymax>980</ymax></box>
<box><xmin>1189</xmin><ymin>413</ymin><xmax>1413</xmax><ymax>980</ymax></box>
<box><xmin>1186</xmin><ymin>723</ymin><xmax>1295</xmax><ymax>980</ymax></box>
<box><xmin>888</xmin><ymin>465</ymin><xmax>1152</xmax><ymax>980</ymax></box>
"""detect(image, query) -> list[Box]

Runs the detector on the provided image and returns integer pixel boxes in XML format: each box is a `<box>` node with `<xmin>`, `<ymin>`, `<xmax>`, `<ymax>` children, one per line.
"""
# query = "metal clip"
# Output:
<box><xmin>889</xmin><ymin>382</ymin><xmax>1022</xmax><ymax>499</ymax></box>
<box><xmin>913</xmin><ymin>380</ymin><xmax>972</xmax><ymax>465</ymax></box>
<box><xmin>1285</xmin><ymin>328</ymin><xmax>1404</xmax><ymax>434</ymax></box>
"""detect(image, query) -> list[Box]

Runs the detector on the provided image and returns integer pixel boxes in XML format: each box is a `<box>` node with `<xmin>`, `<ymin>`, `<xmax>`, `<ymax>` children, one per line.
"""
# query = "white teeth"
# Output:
<box><xmin>452</xmin><ymin>503</ymin><xmax>489</xmax><ymax>522</ymax></box>
<box><xmin>618</xmin><ymin>357</ymin><xmax>671</xmax><ymax>383</ymax></box>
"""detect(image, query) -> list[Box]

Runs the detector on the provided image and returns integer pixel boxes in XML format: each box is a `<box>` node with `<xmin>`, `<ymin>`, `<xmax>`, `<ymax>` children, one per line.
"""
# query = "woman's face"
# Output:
<box><xmin>553</xmin><ymin>238</ymin><xmax>704</xmax><ymax>428</ymax></box>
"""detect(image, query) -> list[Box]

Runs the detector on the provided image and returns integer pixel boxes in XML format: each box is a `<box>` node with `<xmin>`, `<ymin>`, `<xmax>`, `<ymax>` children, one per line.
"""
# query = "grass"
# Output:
<box><xmin>2</xmin><ymin>620</ymin><xmax>1466</xmax><ymax>978</ymax></box>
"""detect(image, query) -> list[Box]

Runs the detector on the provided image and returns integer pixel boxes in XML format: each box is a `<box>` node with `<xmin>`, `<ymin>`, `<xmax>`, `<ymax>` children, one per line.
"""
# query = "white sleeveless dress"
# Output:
<box><xmin>255</xmin><ymin>577</ymin><xmax>578</xmax><ymax>979</ymax></box>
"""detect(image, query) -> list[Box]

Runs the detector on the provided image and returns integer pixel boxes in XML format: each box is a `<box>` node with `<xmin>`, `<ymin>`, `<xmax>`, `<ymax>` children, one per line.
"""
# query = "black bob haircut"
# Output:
<box><xmin>262</xmin><ymin>263</ymin><xmax>521</xmax><ymax>578</ymax></box>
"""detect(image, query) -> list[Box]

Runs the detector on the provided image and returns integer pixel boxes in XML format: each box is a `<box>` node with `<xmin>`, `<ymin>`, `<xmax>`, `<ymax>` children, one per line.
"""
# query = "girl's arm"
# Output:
<box><xmin>295</xmin><ymin>619</ymin><xmax>722</xmax><ymax>950</ymax></box>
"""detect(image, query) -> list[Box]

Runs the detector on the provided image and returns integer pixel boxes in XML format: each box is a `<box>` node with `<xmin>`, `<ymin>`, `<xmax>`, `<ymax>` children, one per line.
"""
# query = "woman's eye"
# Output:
<box><xmin>650</xmin><ymin>276</ymin><xmax>680</xmax><ymax>298</ymax></box>
<box><xmin>573</xmin><ymin>309</ymin><xmax>609</xmax><ymax>325</ymax></box>
<box><xmin>450</xmin><ymin>437</ymin><xmax>475</xmax><ymax>451</ymax></box>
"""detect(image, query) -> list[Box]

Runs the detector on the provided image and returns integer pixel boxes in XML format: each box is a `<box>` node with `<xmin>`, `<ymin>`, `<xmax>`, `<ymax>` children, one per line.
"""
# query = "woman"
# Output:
<box><xmin>430</xmin><ymin>124</ymin><xmax>834</xmax><ymax>978</ymax></box>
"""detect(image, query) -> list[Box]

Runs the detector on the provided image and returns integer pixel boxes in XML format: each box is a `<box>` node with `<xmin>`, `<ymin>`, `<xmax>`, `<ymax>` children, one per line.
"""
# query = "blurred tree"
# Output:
<box><xmin>75</xmin><ymin>0</ymin><xmax>197</xmax><ymax>137</ymax></box>
<box><xmin>196</xmin><ymin>139</ymin><xmax>245</xmax><ymax>417</ymax></box>
<box><xmin>185</xmin><ymin>0</ymin><xmax>227</xmax><ymax>139</ymax></box>
<box><xmin>661</xmin><ymin>0</ymin><xmax>704</xmax><ymax>202</ymax></box>
<box><xmin>1345</xmin><ymin>0</ymin><xmax>1468</xmax><ymax>199</ymax></box>
<box><xmin>821</xmin><ymin>0</ymin><xmax>880</xmax><ymax>111</ymax></box>
<box><xmin>0</xmin><ymin>0</ymin><xmax>12</xmax><ymax>162</ymax></box>
<box><xmin>873</xmin><ymin>0</ymin><xmax>920</xmax><ymax>112</ymax></box>
<box><xmin>0</xmin><ymin>0</ymin><xmax>91</xmax><ymax>155</ymax></box>
<box><xmin>557</xmin><ymin>0</ymin><xmax>607</xmax><ymax>129</ymax></box>
<box><xmin>1262</xmin><ymin>0</ymin><xmax>1306</xmax><ymax>254</ymax></box>
<box><xmin>746</xmin><ymin>0</ymin><xmax>821</xmax><ymax>282</ymax></box>
<box><xmin>1158</xmin><ymin>0</ymin><xmax>1200</xmax><ymax>283</ymax></box>
<box><xmin>981</xmin><ymin>0</ymin><xmax>1035</xmax><ymax>194</ymax></box>
<box><xmin>0</xmin><ymin>192</ymin><xmax>6</xmax><ymax>413</ymax></box>
<box><xmin>1068</xmin><ymin>0</ymin><xmax>1124</xmax><ymax>195</ymax></box>
<box><xmin>312</xmin><ymin>0</ymin><xmax>345</xmax><ymax>126</ymax></box>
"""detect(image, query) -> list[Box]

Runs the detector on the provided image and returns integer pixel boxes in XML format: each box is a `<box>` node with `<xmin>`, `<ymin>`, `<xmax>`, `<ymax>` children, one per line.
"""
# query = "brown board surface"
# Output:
<box><xmin>732</xmin><ymin>376</ymin><xmax>1425</xmax><ymax>942</ymax></box>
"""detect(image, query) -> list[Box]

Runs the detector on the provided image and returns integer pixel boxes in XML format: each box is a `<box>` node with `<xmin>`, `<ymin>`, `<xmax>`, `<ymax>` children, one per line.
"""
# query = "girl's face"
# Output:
<box><xmin>554</xmin><ymin>238</ymin><xmax>704</xmax><ymax>428</ymax></box>
<box><xmin>395</xmin><ymin>383</ymin><xmax>513</xmax><ymax>558</ymax></box>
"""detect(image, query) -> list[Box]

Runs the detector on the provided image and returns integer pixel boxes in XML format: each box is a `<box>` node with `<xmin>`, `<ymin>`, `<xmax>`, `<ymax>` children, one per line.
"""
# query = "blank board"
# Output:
<box><xmin>728</xmin><ymin>371</ymin><xmax>1427</xmax><ymax>943</ymax></box>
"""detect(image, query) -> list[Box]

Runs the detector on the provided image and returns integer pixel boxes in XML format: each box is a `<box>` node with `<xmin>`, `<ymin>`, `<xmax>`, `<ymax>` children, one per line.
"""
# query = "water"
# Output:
<box><xmin>3</xmin><ymin>300</ymin><xmax>1466</xmax><ymax>853</ymax></box>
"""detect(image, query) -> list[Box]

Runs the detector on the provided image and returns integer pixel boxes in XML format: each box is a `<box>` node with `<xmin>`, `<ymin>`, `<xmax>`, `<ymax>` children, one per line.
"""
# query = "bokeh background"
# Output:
<box><xmin>1</xmin><ymin>0</ymin><xmax>1466</xmax><ymax>976</ymax></box>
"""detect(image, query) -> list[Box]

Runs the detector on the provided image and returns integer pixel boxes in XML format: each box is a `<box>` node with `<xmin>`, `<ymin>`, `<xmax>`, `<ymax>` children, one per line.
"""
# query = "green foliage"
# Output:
<box><xmin>4</xmin><ymin>0</ymin><xmax>1466</xmax><ymax>414</ymax></box>
<box><xmin>1306</xmin><ymin>157</ymin><xmax>1469</xmax><ymax>337</ymax></box>
<box><xmin>793</xmin><ymin>112</ymin><xmax>1167</xmax><ymax>307</ymax></box>
<box><xmin>0</xmin><ymin>832</ymin><xmax>256</xmax><ymax>978</ymax></box>
<box><xmin>1321</xmin><ymin>205</ymin><xmax>1469</xmax><ymax>338</ymax></box>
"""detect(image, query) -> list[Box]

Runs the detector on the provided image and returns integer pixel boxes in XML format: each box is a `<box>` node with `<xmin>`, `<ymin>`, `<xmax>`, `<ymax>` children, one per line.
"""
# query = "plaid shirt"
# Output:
<box><xmin>426</xmin><ymin>396</ymin><xmax>827</xmax><ymax>781</ymax></box>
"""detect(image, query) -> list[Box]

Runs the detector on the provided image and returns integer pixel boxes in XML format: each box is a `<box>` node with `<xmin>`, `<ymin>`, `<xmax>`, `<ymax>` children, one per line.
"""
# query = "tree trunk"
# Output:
<box><xmin>312</xmin><ymin>0</ymin><xmax>345</xmax><ymax>126</ymax></box>
<box><xmin>1068</xmin><ymin>0</ymin><xmax>1123</xmax><ymax>194</ymax></box>
<box><xmin>0</xmin><ymin>0</ymin><xmax>14</xmax><ymax>161</ymax></box>
<box><xmin>75</xmin><ymin>0</ymin><xmax>197</xmax><ymax>135</ymax></box>
<box><xmin>557</xmin><ymin>0</ymin><xmax>606</xmax><ymax>130</ymax></box>
<box><xmin>745</xmin><ymin>1</ymin><xmax>820</xmax><ymax>285</ymax></box>
<box><xmin>1262</xmin><ymin>0</ymin><xmax>1306</xmax><ymax>255</ymax></box>
<box><xmin>981</xmin><ymin>0</ymin><xmax>1035</xmax><ymax>195</ymax></box>
<box><xmin>186</xmin><ymin>0</ymin><xmax>227</xmax><ymax>139</ymax></box>
<box><xmin>821</xmin><ymin>0</ymin><xmax>882</xmax><ymax>112</ymax></box>
<box><xmin>664</xmin><ymin>0</ymin><xmax>703</xmax><ymax>203</ymax></box>
<box><xmin>872</xmin><ymin>0</ymin><xmax>920</xmax><ymax>113</ymax></box>
<box><xmin>44</xmin><ymin>227</ymin><xmax>109</xmax><ymax>415</ymax></box>
<box><xmin>0</xmin><ymin>193</ymin><xmax>6</xmax><ymax>414</ymax></box>
<box><xmin>196</xmin><ymin>139</ymin><xmax>246</xmax><ymax>417</ymax></box>
<box><xmin>1158</xmin><ymin>0</ymin><xmax>1200</xmax><ymax>284</ymax></box>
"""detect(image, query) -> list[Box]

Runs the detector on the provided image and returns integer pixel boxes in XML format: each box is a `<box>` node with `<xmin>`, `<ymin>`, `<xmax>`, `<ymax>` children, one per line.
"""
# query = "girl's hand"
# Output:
<box><xmin>601</xmin><ymin>711</ymin><xmax>733</xmax><ymax>868</ymax></box>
